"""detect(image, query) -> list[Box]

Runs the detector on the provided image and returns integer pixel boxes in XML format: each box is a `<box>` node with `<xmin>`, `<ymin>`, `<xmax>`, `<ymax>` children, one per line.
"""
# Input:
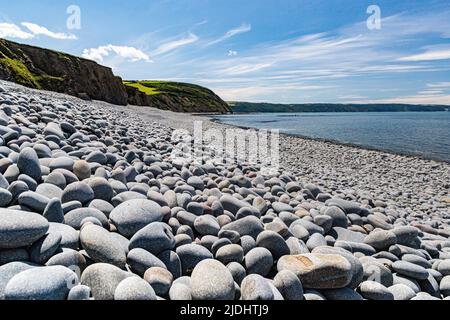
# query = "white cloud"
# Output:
<box><xmin>398</xmin><ymin>49</ymin><xmax>450</xmax><ymax>61</ymax></box>
<box><xmin>228</xmin><ymin>50</ymin><xmax>238</xmax><ymax>56</ymax></box>
<box><xmin>152</xmin><ymin>33</ymin><xmax>199</xmax><ymax>56</ymax></box>
<box><xmin>207</xmin><ymin>23</ymin><xmax>251</xmax><ymax>46</ymax></box>
<box><xmin>351</xmin><ymin>94</ymin><xmax>450</xmax><ymax>105</ymax></box>
<box><xmin>0</xmin><ymin>22</ymin><xmax>77</xmax><ymax>40</ymax></box>
<box><xmin>21</xmin><ymin>22</ymin><xmax>77</xmax><ymax>40</ymax></box>
<box><xmin>0</xmin><ymin>22</ymin><xmax>34</xmax><ymax>39</ymax></box>
<box><xmin>214</xmin><ymin>84</ymin><xmax>332</xmax><ymax>101</ymax></box>
<box><xmin>427</xmin><ymin>82</ymin><xmax>450</xmax><ymax>88</ymax></box>
<box><xmin>82</xmin><ymin>45</ymin><xmax>151</xmax><ymax>63</ymax></box>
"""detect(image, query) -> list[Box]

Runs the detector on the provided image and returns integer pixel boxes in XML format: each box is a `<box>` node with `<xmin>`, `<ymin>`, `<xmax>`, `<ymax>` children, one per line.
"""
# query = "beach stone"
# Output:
<box><xmin>191</xmin><ymin>259</ymin><xmax>235</xmax><ymax>300</ymax></box>
<box><xmin>241</xmin><ymin>274</ymin><xmax>274</xmax><ymax>300</ymax></box>
<box><xmin>29</xmin><ymin>232</ymin><xmax>62</xmax><ymax>264</ymax></box>
<box><xmin>89</xmin><ymin>199</ymin><xmax>114</xmax><ymax>217</ymax></box>
<box><xmin>244</xmin><ymin>247</ymin><xmax>273</xmax><ymax>277</ymax></box>
<box><xmin>44</xmin><ymin>171</ymin><xmax>66</xmax><ymax>189</ymax></box>
<box><xmin>114</xmin><ymin>277</ymin><xmax>157</xmax><ymax>300</ymax></box>
<box><xmin>215</xmin><ymin>244</ymin><xmax>244</xmax><ymax>265</ymax></box>
<box><xmin>157</xmin><ymin>250</ymin><xmax>182</xmax><ymax>279</ymax></box>
<box><xmin>219</xmin><ymin>194</ymin><xmax>252</xmax><ymax>214</ymax></box>
<box><xmin>329</xmin><ymin>227</ymin><xmax>366</xmax><ymax>243</ymax></box>
<box><xmin>303</xmin><ymin>289</ymin><xmax>326</xmax><ymax>300</ymax></box>
<box><xmin>256</xmin><ymin>230</ymin><xmax>290</xmax><ymax>259</ymax></box>
<box><xmin>17</xmin><ymin>147</ymin><xmax>41</xmax><ymax>182</ymax></box>
<box><xmin>227</xmin><ymin>262</ymin><xmax>246</xmax><ymax>285</ymax></box>
<box><xmin>359</xmin><ymin>280</ymin><xmax>394</xmax><ymax>300</ymax></box>
<box><xmin>110</xmin><ymin>199</ymin><xmax>163</xmax><ymax>237</ymax></box>
<box><xmin>437</xmin><ymin>259</ymin><xmax>450</xmax><ymax>276</ymax></box>
<box><xmin>0</xmin><ymin>188</ymin><xmax>12</xmax><ymax>206</ymax></box>
<box><xmin>326</xmin><ymin>198</ymin><xmax>361</xmax><ymax>214</ymax></box>
<box><xmin>306</xmin><ymin>233</ymin><xmax>327</xmax><ymax>251</ymax></box>
<box><xmin>291</xmin><ymin>219</ymin><xmax>324</xmax><ymax>235</ymax></box>
<box><xmin>169</xmin><ymin>278</ymin><xmax>192</xmax><ymax>300</ymax></box>
<box><xmin>273</xmin><ymin>270</ymin><xmax>304</xmax><ymax>300</ymax></box>
<box><xmin>0</xmin><ymin>209</ymin><xmax>49</xmax><ymax>249</ymax></box>
<box><xmin>194</xmin><ymin>215</ymin><xmax>220</xmax><ymax>236</ymax></box>
<box><xmin>402</xmin><ymin>254</ymin><xmax>431</xmax><ymax>269</ymax></box>
<box><xmin>324</xmin><ymin>206</ymin><xmax>348</xmax><ymax>228</ymax></box>
<box><xmin>312</xmin><ymin>246</ymin><xmax>364</xmax><ymax>288</ymax></box>
<box><xmin>0</xmin><ymin>248</ymin><xmax>29</xmax><ymax>265</ymax></box>
<box><xmin>391</xmin><ymin>226</ymin><xmax>419</xmax><ymax>245</ymax></box>
<box><xmin>115</xmin><ymin>188</ymin><xmax>152</xmax><ymax>203</ymax></box>
<box><xmin>176</xmin><ymin>244</ymin><xmax>213</xmax><ymax>275</ymax></box>
<box><xmin>272</xmin><ymin>202</ymin><xmax>294</xmax><ymax>213</ymax></box>
<box><xmin>88</xmin><ymin>177</ymin><xmax>114</xmax><ymax>201</ymax></box>
<box><xmin>86</xmin><ymin>151</ymin><xmax>107</xmax><ymax>165</ymax></box>
<box><xmin>46</xmin><ymin>250</ymin><xmax>87</xmax><ymax>271</ymax></box>
<box><xmin>64</xmin><ymin>208</ymin><xmax>109</xmax><ymax>229</ymax></box>
<box><xmin>49</xmin><ymin>157</ymin><xmax>74</xmax><ymax>171</ymax></box>
<box><xmin>80</xmin><ymin>224</ymin><xmax>126</xmax><ymax>268</ymax></box>
<box><xmin>391</xmin><ymin>261</ymin><xmax>429</xmax><ymax>280</ymax></box>
<box><xmin>388</xmin><ymin>284</ymin><xmax>416</xmax><ymax>300</ymax></box>
<box><xmin>81</xmin><ymin>263</ymin><xmax>132</xmax><ymax>300</ymax></box>
<box><xmin>127</xmin><ymin>248</ymin><xmax>166</xmax><ymax>276</ymax></box>
<box><xmin>129</xmin><ymin>222</ymin><xmax>175</xmax><ymax>256</ymax></box>
<box><xmin>221</xmin><ymin>216</ymin><xmax>264</xmax><ymax>239</ymax></box>
<box><xmin>240</xmin><ymin>235</ymin><xmax>256</xmax><ymax>254</ymax></box>
<box><xmin>440</xmin><ymin>276</ymin><xmax>450</xmax><ymax>297</ymax></box>
<box><xmin>0</xmin><ymin>262</ymin><xmax>36</xmax><ymax>299</ymax></box>
<box><xmin>48</xmin><ymin>223</ymin><xmax>79</xmax><ymax>249</ymax></box>
<box><xmin>43</xmin><ymin>198</ymin><xmax>64</xmax><ymax>223</ymax></box>
<box><xmin>364</xmin><ymin>230</ymin><xmax>397</xmax><ymax>251</ymax></box>
<box><xmin>143</xmin><ymin>267</ymin><xmax>173</xmax><ymax>296</ymax></box>
<box><xmin>367</xmin><ymin>215</ymin><xmax>393</xmax><ymax>230</ymax></box>
<box><xmin>68</xmin><ymin>285</ymin><xmax>91</xmax><ymax>300</ymax></box>
<box><xmin>18</xmin><ymin>191</ymin><xmax>49</xmax><ymax>213</ymax></box>
<box><xmin>4</xmin><ymin>266</ymin><xmax>77</xmax><ymax>300</ymax></box>
<box><xmin>361</xmin><ymin>260</ymin><xmax>393</xmax><ymax>287</ymax></box>
<box><xmin>335</xmin><ymin>241</ymin><xmax>376</xmax><ymax>256</ymax></box>
<box><xmin>61</xmin><ymin>182</ymin><xmax>94</xmax><ymax>204</ymax></box>
<box><xmin>392</xmin><ymin>273</ymin><xmax>421</xmax><ymax>293</ymax></box>
<box><xmin>218</xmin><ymin>229</ymin><xmax>240</xmax><ymax>244</ymax></box>
<box><xmin>35</xmin><ymin>184</ymin><xmax>62</xmax><ymax>201</ymax></box>
<box><xmin>73</xmin><ymin>160</ymin><xmax>91</xmax><ymax>181</ymax></box>
<box><xmin>322</xmin><ymin>287</ymin><xmax>364</xmax><ymax>300</ymax></box>
<box><xmin>277</xmin><ymin>254</ymin><xmax>353</xmax><ymax>289</ymax></box>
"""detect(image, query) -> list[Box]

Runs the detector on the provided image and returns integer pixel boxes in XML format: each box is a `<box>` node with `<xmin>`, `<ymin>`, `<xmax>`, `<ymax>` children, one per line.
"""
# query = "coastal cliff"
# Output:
<box><xmin>124</xmin><ymin>81</ymin><xmax>230</xmax><ymax>114</ymax></box>
<box><xmin>0</xmin><ymin>38</ymin><xmax>127</xmax><ymax>105</ymax></box>
<box><xmin>0</xmin><ymin>38</ymin><xmax>230</xmax><ymax>113</ymax></box>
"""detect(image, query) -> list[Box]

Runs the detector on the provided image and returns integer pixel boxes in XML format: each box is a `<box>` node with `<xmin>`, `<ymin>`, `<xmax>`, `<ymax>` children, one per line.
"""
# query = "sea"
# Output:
<box><xmin>214</xmin><ymin>111</ymin><xmax>450</xmax><ymax>163</ymax></box>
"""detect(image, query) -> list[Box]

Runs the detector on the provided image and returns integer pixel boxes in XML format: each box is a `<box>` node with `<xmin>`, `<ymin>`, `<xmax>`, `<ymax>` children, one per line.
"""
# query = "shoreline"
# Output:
<box><xmin>209</xmin><ymin>117</ymin><xmax>450</xmax><ymax>165</ymax></box>
<box><xmin>2</xmin><ymin>80</ymin><xmax>450</xmax><ymax>214</ymax></box>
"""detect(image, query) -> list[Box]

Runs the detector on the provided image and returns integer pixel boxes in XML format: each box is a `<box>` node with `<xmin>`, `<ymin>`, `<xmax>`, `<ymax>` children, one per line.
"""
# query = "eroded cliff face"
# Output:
<box><xmin>0</xmin><ymin>38</ymin><xmax>230</xmax><ymax>113</ymax></box>
<box><xmin>0</xmin><ymin>38</ymin><xmax>128</xmax><ymax>105</ymax></box>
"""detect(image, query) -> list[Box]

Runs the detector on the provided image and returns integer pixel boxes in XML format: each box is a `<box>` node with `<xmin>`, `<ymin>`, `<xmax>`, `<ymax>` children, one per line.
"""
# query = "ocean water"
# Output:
<box><xmin>214</xmin><ymin>112</ymin><xmax>450</xmax><ymax>162</ymax></box>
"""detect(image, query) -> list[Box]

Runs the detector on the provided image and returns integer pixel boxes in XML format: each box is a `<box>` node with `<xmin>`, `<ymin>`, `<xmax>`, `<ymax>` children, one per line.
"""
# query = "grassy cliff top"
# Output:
<box><xmin>123</xmin><ymin>80</ymin><xmax>219</xmax><ymax>97</ymax></box>
<box><xmin>124</xmin><ymin>80</ymin><xmax>231</xmax><ymax>113</ymax></box>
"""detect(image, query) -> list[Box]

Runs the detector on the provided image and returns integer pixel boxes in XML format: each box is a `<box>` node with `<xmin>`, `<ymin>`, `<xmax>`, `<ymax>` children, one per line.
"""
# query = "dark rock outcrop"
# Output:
<box><xmin>0</xmin><ymin>38</ymin><xmax>127</xmax><ymax>105</ymax></box>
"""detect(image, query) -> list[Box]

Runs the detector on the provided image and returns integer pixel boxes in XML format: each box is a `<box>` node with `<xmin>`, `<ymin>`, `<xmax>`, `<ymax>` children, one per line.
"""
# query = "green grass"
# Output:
<box><xmin>123</xmin><ymin>80</ymin><xmax>216</xmax><ymax>98</ymax></box>
<box><xmin>0</xmin><ymin>57</ymin><xmax>41</xmax><ymax>88</ymax></box>
<box><xmin>123</xmin><ymin>81</ymin><xmax>161</xmax><ymax>95</ymax></box>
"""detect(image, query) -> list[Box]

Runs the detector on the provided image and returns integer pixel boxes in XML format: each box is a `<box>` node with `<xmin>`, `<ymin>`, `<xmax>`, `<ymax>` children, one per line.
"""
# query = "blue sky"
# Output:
<box><xmin>1</xmin><ymin>0</ymin><xmax>450</xmax><ymax>104</ymax></box>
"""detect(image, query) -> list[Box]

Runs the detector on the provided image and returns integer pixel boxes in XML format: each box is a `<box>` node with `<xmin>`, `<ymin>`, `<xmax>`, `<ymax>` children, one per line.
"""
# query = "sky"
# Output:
<box><xmin>1</xmin><ymin>0</ymin><xmax>450</xmax><ymax>104</ymax></box>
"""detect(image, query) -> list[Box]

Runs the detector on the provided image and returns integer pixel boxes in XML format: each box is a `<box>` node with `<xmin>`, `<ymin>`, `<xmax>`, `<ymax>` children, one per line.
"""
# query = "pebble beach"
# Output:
<box><xmin>1</xmin><ymin>80</ymin><xmax>450</xmax><ymax>301</ymax></box>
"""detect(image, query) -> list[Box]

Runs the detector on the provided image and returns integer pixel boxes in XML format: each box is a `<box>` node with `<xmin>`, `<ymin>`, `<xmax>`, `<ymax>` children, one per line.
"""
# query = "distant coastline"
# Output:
<box><xmin>228</xmin><ymin>101</ymin><xmax>449</xmax><ymax>113</ymax></box>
